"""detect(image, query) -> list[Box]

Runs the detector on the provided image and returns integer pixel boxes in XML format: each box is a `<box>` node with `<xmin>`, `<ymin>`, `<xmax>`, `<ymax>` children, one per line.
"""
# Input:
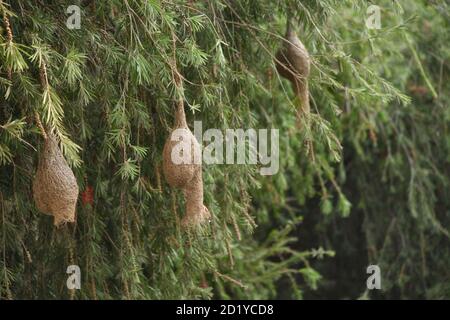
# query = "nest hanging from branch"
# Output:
<box><xmin>275</xmin><ymin>20</ymin><xmax>311</xmax><ymax>124</ymax></box>
<box><xmin>162</xmin><ymin>30</ymin><xmax>210</xmax><ymax>228</ymax></box>
<box><xmin>33</xmin><ymin>132</ymin><xmax>79</xmax><ymax>227</ymax></box>
<box><xmin>162</xmin><ymin>98</ymin><xmax>210</xmax><ymax>228</ymax></box>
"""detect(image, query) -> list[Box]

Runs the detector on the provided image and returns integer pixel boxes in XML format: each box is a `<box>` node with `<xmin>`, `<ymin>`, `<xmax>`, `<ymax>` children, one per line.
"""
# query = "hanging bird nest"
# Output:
<box><xmin>33</xmin><ymin>132</ymin><xmax>79</xmax><ymax>227</ymax></box>
<box><xmin>275</xmin><ymin>21</ymin><xmax>311</xmax><ymax>119</ymax></box>
<box><xmin>162</xmin><ymin>98</ymin><xmax>210</xmax><ymax>227</ymax></box>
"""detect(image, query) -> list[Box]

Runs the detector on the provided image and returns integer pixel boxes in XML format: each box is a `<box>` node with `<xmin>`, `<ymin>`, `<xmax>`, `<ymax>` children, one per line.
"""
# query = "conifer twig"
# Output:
<box><xmin>170</xmin><ymin>30</ymin><xmax>183</xmax><ymax>92</ymax></box>
<box><xmin>34</xmin><ymin>112</ymin><xmax>48</xmax><ymax>140</ymax></box>
<box><xmin>2</xmin><ymin>2</ymin><xmax>13</xmax><ymax>80</ymax></box>
<box><xmin>39</xmin><ymin>61</ymin><xmax>49</xmax><ymax>89</ymax></box>
<box><xmin>405</xmin><ymin>34</ymin><xmax>438</xmax><ymax>99</ymax></box>
<box><xmin>214</xmin><ymin>271</ymin><xmax>247</xmax><ymax>288</ymax></box>
<box><xmin>2</xmin><ymin>13</ymin><xmax>12</xmax><ymax>43</ymax></box>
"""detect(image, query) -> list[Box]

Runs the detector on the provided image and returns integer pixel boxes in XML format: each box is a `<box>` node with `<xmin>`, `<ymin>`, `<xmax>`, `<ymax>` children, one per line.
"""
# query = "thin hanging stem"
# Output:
<box><xmin>170</xmin><ymin>30</ymin><xmax>187</xmax><ymax>128</ymax></box>
<box><xmin>34</xmin><ymin>112</ymin><xmax>48</xmax><ymax>140</ymax></box>
<box><xmin>2</xmin><ymin>1</ymin><xmax>13</xmax><ymax>80</ymax></box>
<box><xmin>405</xmin><ymin>33</ymin><xmax>438</xmax><ymax>99</ymax></box>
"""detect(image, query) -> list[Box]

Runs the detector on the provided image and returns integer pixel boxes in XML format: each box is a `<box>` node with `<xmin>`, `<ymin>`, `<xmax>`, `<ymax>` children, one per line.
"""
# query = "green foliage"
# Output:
<box><xmin>301</xmin><ymin>0</ymin><xmax>450</xmax><ymax>299</ymax></box>
<box><xmin>0</xmin><ymin>0</ymin><xmax>448</xmax><ymax>300</ymax></box>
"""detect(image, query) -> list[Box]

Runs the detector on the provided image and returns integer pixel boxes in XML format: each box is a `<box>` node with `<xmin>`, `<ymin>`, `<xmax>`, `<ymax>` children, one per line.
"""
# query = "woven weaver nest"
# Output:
<box><xmin>275</xmin><ymin>22</ymin><xmax>311</xmax><ymax>117</ymax></box>
<box><xmin>162</xmin><ymin>99</ymin><xmax>210</xmax><ymax>227</ymax></box>
<box><xmin>32</xmin><ymin>133</ymin><xmax>79</xmax><ymax>227</ymax></box>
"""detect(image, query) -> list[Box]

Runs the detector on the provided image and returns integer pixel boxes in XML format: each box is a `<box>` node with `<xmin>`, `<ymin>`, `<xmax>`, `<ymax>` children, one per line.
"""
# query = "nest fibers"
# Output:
<box><xmin>162</xmin><ymin>99</ymin><xmax>210</xmax><ymax>227</ymax></box>
<box><xmin>33</xmin><ymin>133</ymin><xmax>79</xmax><ymax>227</ymax></box>
<box><xmin>275</xmin><ymin>21</ymin><xmax>311</xmax><ymax>117</ymax></box>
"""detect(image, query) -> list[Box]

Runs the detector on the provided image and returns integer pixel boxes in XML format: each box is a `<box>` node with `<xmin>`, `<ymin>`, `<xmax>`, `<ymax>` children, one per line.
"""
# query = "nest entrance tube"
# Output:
<box><xmin>33</xmin><ymin>133</ymin><xmax>79</xmax><ymax>227</ymax></box>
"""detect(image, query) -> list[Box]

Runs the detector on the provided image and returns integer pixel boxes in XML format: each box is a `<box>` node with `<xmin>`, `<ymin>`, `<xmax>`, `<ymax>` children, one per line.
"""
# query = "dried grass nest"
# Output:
<box><xmin>275</xmin><ymin>22</ymin><xmax>311</xmax><ymax>117</ymax></box>
<box><xmin>162</xmin><ymin>99</ymin><xmax>210</xmax><ymax>227</ymax></box>
<box><xmin>33</xmin><ymin>132</ymin><xmax>79</xmax><ymax>227</ymax></box>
